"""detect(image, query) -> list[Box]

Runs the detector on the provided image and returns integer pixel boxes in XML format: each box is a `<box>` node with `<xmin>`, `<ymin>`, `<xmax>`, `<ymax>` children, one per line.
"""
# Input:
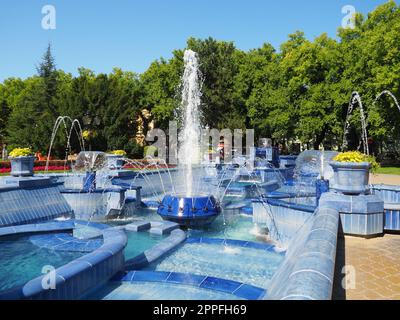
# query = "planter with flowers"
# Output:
<box><xmin>329</xmin><ymin>151</ymin><xmax>379</xmax><ymax>195</ymax></box>
<box><xmin>9</xmin><ymin>148</ymin><xmax>35</xmax><ymax>177</ymax></box>
<box><xmin>106</xmin><ymin>150</ymin><xmax>127</xmax><ymax>169</ymax></box>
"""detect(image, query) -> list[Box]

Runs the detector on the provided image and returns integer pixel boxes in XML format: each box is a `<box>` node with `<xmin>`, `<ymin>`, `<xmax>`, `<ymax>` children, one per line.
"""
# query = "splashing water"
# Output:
<box><xmin>177</xmin><ymin>50</ymin><xmax>203</xmax><ymax>196</ymax></box>
<box><xmin>342</xmin><ymin>92</ymin><xmax>369</xmax><ymax>155</ymax></box>
<box><xmin>375</xmin><ymin>90</ymin><xmax>400</xmax><ymax>113</ymax></box>
<box><xmin>46</xmin><ymin>116</ymin><xmax>85</xmax><ymax>172</ymax></box>
<box><xmin>223</xmin><ymin>245</ymin><xmax>242</xmax><ymax>255</ymax></box>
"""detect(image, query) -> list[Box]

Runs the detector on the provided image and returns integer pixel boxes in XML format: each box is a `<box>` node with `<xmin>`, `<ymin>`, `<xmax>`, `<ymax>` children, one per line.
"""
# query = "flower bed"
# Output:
<box><xmin>0</xmin><ymin>160</ymin><xmax>70</xmax><ymax>169</ymax></box>
<box><xmin>0</xmin><ymin>165</ymin><xmax>70</xmax><ymax>174</ymax></box>
<box><xmin>123</xmin><ymin>164</ymin><xmax>177</xmax><ymax>170</ymax></box>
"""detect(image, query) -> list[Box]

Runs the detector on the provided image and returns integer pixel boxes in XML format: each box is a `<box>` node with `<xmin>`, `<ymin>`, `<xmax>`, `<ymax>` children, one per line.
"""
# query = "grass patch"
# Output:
<box><xmin>0</xmin><ymin>170</ymin><xmax>71</xmax><ymax>176</ymax></box>
<box><xmin>375</xmin><ymin>166</ymin><xmax>400</xmax><ymax>175</ymax></box>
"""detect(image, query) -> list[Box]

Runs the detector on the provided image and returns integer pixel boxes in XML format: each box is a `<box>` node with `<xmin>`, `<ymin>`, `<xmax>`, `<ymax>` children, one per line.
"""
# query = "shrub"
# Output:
<box><xmin>144</xmin><ymin>145</ymin><xmax>158</xmax><ymax>157</ymax></box>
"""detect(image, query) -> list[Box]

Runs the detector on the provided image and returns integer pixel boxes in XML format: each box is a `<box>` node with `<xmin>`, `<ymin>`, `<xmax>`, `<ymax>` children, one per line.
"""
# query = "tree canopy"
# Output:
<box><xmin>1</xmin><ymin>1</ymin><xmax>400</xmax><ymax>158</ymax></box>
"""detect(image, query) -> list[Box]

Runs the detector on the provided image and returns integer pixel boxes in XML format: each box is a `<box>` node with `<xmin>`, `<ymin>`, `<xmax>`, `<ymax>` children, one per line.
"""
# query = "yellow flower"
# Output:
<box><xmin>110</xmin><ymin>150</ymin><xmax>127</xmax><ymax>156</ymax></box>
<box><xmin>333</xmin><ymin>151</ymin><xmax>380</xmax><ymax>173</ymax></box>
<box><xmin>334</xmin><ymin>151</ymin><xmax>365</xmax><ymax>163</ymax></box>
<box><xmin>82</xmin><ymin>130</ymin><xmax>97</xmax><ymax>140</ymax></box>
<box><xmin>9</xmin><ymin>148</ymin><xmax>33</xmax><ymax>157</ymax></box>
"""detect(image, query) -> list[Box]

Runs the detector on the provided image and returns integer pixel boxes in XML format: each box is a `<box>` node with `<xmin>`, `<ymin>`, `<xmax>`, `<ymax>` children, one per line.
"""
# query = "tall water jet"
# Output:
<box><xmin>157</xmin><ymin>50</ymin><xmax>221</xmax><ymax>227</ymax></box>
<box><xmin>178</xmin><ymin>50</ymin><xmax>203</xmax><ymax>196</ymax></box>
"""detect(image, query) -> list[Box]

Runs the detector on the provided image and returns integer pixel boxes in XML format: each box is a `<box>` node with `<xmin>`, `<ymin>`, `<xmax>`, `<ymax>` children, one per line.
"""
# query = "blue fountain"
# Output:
<box><xmin>157</xmin><ymin>194</ymin><xmax>221</xmax><ymax>228</ymax></box>
<box><xmin>156</xmin><ymin>51</ymin><xmax>222</xmax><ymax>228</ymax></box>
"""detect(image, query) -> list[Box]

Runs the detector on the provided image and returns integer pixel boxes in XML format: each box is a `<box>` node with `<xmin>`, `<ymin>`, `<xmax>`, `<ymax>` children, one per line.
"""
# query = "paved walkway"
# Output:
<box><xmin>333</xmin><ymin>234</ymin><xmax>400</xmax><ymax>300</ymax></box>
<box><xmin>370</xmin><ymin>174</ymin><xmax>400</xmax><ymax>186</ymax></box>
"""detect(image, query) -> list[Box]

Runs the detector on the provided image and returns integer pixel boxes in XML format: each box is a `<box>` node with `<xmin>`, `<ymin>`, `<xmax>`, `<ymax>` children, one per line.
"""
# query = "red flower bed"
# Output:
<box><xmin>0</xmin><ymin>161</ymin><xmax>11</xmax><ymax>169</ymax></box>
<box><xmin>34</xmin><ymin>166</ymin><xmax>71</xmax><ymax>172</ymax></box>
<box><xmin>0</xmin><ymin>160</ymin><xmax>70</xmax><ymax>169</ymax></box>
<box><xmin>0</xmin><ymin>165</ymin><xmax>70</xmax><ymax>174</ymax></box>
<box><xmin>123</xmin><ymin>164</ymin><xmax>177</xmax><ymax>170</ymax></box>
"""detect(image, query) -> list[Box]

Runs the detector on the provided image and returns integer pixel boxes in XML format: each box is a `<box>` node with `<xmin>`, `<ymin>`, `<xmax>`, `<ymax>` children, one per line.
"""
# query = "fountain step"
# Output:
<box><xmin>149</xmin><ymin>221</ymin><xmax>180</xmax><ymax>235</ymax></box>
<box><xmin>125</xmin><ymin>221</ymin><xmax>151</xmax><ymax>232</ymax></box>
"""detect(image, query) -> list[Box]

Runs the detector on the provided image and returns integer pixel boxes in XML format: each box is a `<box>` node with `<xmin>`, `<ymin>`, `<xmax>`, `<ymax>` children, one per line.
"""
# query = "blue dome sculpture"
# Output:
<box><xmin>157</xmin><ymin>194</ymin><xmax>221</xmax><ymax>228</ymax></box>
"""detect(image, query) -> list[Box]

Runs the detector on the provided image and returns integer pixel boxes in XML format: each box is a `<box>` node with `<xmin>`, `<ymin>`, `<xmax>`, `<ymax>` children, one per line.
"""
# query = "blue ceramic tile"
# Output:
<box><xmin>200</xmin><ymin>276</ymin><xmax>241</xmax><ymax>294</ymax></box>
<box><xmin>234</xmin><ymin>284</ymin><xmax>266</xmax><ymax>300</ymax></box>
<box><xmin>200</xmin><ymin>238</ymin><xmax>224</xmax><ymax>245</ymax></box>
<box><xmin>224</xmin><ymin>239</ymin><xmax>247</xmax><ymax>247</ymax></box>
<box><xmin>132</xmin><ymin>271</ymin><xmax>170</xmax><ymax>282</ymax></box>
<box><xmin>167</xmin><ymin>272</ymin><xmax>206</xmax><ymax>286</ymax></box>
<box><xmin>185</xmin><ymin>237</ymin><xmax>200</xmax><ymax>244</ymax></box>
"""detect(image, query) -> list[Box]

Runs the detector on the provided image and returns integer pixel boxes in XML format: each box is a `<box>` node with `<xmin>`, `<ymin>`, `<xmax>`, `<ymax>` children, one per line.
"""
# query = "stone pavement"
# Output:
<box><xmin>333</xmin><ymin>234</ymin><xmax>400</xmax><ymax>300</ymax></box>
<box><xmin>370</xmin><ymin>174</ymin><xmax>400</xmax><ymax>186</ymax></box>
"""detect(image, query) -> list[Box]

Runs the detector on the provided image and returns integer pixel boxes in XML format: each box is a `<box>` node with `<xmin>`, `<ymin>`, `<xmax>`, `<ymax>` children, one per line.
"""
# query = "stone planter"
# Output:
<box><xmin>105</xmin><ymin>154</ymin><xmax>125</xmax><ymax>169</ymax></box>
<box><xmin>10</xmin><ymin>156</ymin><xmax>35</xmax><ymax>177</ymax></box>
<box><xmin>329</xmin><ymin>161</ymin><xmax>371</xmax><ymax>195</ymax></box>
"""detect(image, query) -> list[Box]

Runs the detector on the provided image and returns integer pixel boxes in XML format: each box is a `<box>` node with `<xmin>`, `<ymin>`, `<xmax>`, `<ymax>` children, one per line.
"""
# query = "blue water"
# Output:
<box><xmin>145</xmin><ymin>242</ymin><xmax>284</xmax><ymax>289</ymax></box>
<box><xmin>113</xmin><ymin>205</ymin><xmax>271</xmax><ymax>244</ymax></box>
<box><xmin>73</xmin><ymin>224</ymin><xmax>103</xmax><ymax>239</ymax></box>
<box><xmin>189</xmin><ymin>213</ymin><xmax>269</xmax><ymax>243</ymax></box>
<box><xmin>90</xmin><ymin>281</ymin><xmax>243</xmax><ymax>300</ymax></box>
<box><xmin>91</xmin><ymin>191</ymin><xmax>285</xmax><ymax>299</ymax></box>
<box><xmin>0</xmin><ymin>236</ymin><xmax>84</xmax><ymax>292</ymax></box>
<box><xmin>124</xmin><ymin>231</ymin><xmax>166</xmax><ymax>261</ymax></box>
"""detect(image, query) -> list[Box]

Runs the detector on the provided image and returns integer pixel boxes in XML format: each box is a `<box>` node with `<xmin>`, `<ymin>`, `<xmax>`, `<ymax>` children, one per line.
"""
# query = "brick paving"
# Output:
<box><xmin>333</xmin><ymin>234</ymin><xmax>400</xmax><ymax>300</ymax></box>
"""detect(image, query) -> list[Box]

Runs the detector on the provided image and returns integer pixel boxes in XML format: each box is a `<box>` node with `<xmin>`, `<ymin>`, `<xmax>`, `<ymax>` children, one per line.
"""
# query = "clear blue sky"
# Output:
<box><xmin>0</xmin><ymin>0</ymin><xmax>392</xmax><ymax>81</ymax></box>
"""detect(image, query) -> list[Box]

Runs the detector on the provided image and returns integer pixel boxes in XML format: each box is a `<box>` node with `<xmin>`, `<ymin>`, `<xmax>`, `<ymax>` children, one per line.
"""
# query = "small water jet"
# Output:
<box><xmin>45</xmin><ymin>116</ymin><xmax>85</xmax><ymax>172</ymax></box>
<box><xmin>342</xmin><ymin>92</ymin><xmax>369</xmax><ymax>155</ymax></box>
<box><xmin>375</xmin><ymin>90</ymin><xmax>400</xmax><ymax>112</ymax></box>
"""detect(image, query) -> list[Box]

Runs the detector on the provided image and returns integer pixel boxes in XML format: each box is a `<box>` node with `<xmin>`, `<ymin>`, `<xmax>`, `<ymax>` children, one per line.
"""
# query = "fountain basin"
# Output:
<box><xmin>157</xmin><ymin>195</ymin><xmax>221</xmax><ymax>228</ymax></box>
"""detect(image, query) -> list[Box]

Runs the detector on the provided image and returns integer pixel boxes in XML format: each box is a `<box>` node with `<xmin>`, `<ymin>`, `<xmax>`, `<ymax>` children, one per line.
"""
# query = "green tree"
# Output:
<box><xmin>6</xmin><ymin>77</ymin><xmax>48</xmax><ymax>152</ymax></box>
<box><xmin>140</xmin><ymin>54</ymin><xmax>183</xmax><ymax>130</ymax></box>
<box><xmin>187</xmin><ymin>37</ymin><xmax>239</xmax><ymax>129</ymax></box>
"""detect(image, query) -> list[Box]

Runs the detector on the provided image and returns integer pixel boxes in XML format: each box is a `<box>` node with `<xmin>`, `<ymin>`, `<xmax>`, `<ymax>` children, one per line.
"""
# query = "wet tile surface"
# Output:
<box><xmin>333</xmin><ymin>234</ymin><xmax>400</xmax><ymax>300</ymax></box>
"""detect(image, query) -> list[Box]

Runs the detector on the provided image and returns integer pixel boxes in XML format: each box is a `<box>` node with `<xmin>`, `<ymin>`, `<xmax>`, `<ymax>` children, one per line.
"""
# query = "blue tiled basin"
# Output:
<box><xmin>329</xmin><ymin>161</ymin><xmax>370</xmax><ymax>195</ymax></box>
<box><xmin>372</xmin><ymin>184</ymin><xmax>400</xmax><ymax>203</ymax></box>
<box><xmin>10</xmin><ymin>156</ymin><xmax>35</xmax><ymax>177</ymax></box>
<box><xmin>157</xmin><ymin>194</ymin><xmax>221</xmax><ymax>228</ymax></box>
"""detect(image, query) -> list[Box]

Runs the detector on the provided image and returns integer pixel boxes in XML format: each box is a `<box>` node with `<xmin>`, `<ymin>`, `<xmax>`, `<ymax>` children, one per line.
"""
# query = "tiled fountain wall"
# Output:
<box><xmin>265</xmin><ymin>206</ymin><xmax>339</xmax><ymax>300</ymax></box>
<box><xmin>0</xmin><ymin>178</ymin><xmax>73</xmax><ymax>227</ymax></box>
<box><xmin>61</xmin><ymin>188</ymin><xmax>125</xmax><ymax>220</ymax></box>
<box><xmin>22</xmin><ymin>226</ymin><xmax>127</xmax><ymax>300</ymax></box>
<box><xmin>252</xmin><ymin>197</ymin><xmax>316</xmax><ymax>246</ymax></box>
<box><xmin>0</xmin><ymin>221</ymin><xmax>127</xmax><ymax>300</ymax></box>
<box><xmin>372</xmin><ymin>184</ymin><xmax>400</xmax><ymax>231</ymax></box>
